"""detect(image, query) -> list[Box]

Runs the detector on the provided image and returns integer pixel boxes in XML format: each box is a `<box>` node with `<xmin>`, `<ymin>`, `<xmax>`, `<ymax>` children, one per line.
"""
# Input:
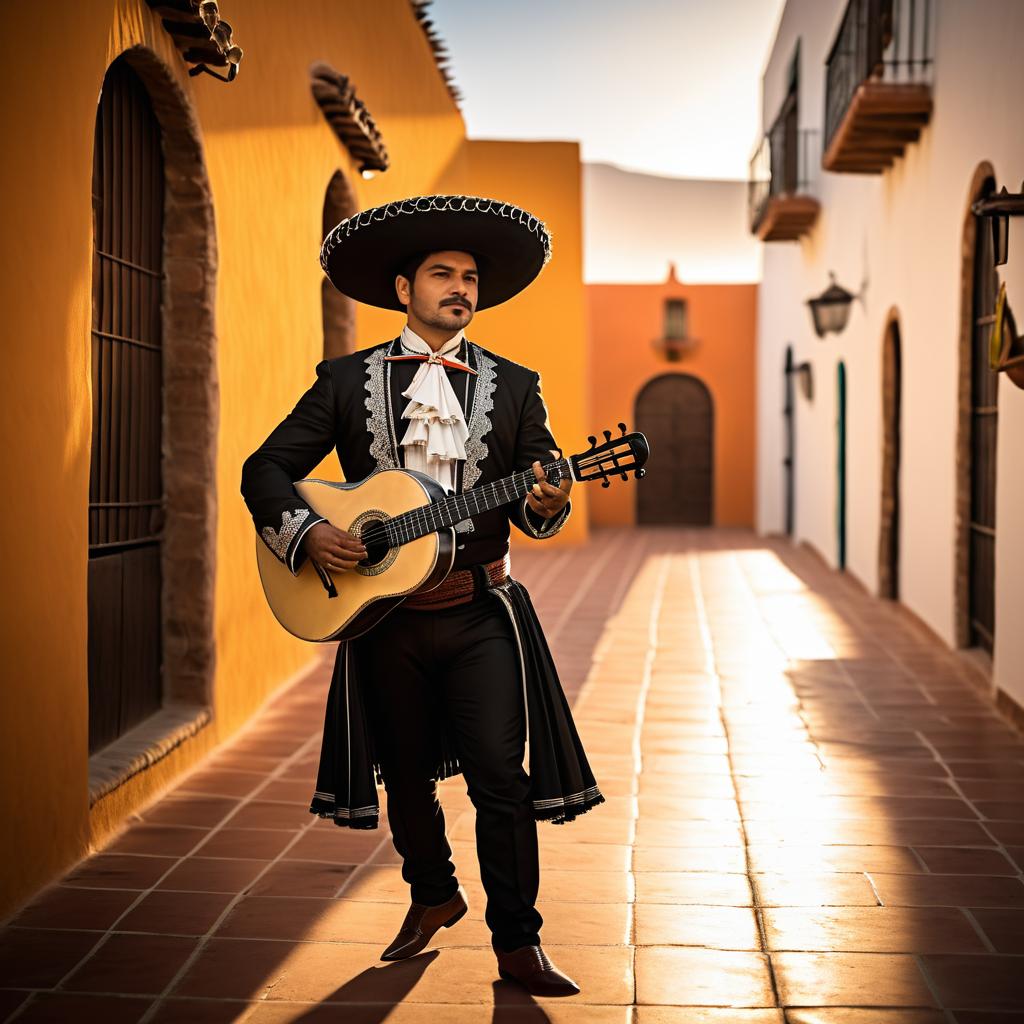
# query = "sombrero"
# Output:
<box><xmin>320</xmin><ymin>194</ymin><xmax>552</xmax><ymax>312</ymax></box>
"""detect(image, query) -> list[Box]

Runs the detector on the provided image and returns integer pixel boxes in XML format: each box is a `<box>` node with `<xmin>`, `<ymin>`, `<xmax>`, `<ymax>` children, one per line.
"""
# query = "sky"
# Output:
<box><xmin>429</xmin><ymin>0</ymin><xmax>786</xmax><ymax>181</ymax></box>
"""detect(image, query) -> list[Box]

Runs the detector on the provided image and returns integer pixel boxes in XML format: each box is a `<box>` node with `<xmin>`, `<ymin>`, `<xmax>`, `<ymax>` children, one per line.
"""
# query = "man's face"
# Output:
<box><xmin>398</xmin><ymin>250</ymin><xmax>479</xmax><ymax>332</ymax></box>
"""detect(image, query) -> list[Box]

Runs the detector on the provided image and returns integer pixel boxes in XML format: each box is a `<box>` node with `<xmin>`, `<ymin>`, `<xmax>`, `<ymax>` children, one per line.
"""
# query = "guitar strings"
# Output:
<box><xmin>355</xmin><ymin>459</ymin><xmax>567</xmax><ymax>547</ymax></box>
<box><xmin>354</xmin><ymin>444</ymin><xmax>634</xmax><ymax>549</ymax></box>
<box><xmin>354</xmin><ymin>458</ymin><xmax>567</xmax><ymax>548</ymax></box>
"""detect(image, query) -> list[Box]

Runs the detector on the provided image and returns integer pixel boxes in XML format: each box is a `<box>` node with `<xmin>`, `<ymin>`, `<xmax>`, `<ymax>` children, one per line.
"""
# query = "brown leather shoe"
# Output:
<box><xmin>379</xmin><ymin>887</ymin><xmax>469</xmax><ymax>961</ymax></box>
<box><xmin>495</xmin><ymin>944</ymin><xmax>580</xmax><ymax>996</ymax></box>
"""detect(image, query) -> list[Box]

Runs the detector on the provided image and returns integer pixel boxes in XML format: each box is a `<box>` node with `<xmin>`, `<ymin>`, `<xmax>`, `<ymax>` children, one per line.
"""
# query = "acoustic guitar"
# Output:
<box><xmin>256</xmin><ymin>424</ymin><xmax>649</xmax><ymax>642</ymax></box>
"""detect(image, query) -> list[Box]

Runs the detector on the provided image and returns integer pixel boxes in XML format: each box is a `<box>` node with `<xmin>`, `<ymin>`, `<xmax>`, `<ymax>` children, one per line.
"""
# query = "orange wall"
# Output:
<box><xmin>339</xmin><ymin>140</ymin><xmax>590</xmax><ymax>547</ymax></box>
<box><xmin>0</xmin><ymin>0</ymin><xmax>586</xmax><ymax>917</ymax></box>
<box><xmin>587</xmin><ymin>274</ymin><xmax>757</xmax><ymax>527</ymax></box>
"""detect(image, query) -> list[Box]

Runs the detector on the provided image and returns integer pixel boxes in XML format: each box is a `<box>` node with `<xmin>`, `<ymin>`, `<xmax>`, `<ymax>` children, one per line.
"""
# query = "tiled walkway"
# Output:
<box><xmin>3</xmin><ymin>528</ymin><xmax>1024</xmax><ymax>1023</ymax></box>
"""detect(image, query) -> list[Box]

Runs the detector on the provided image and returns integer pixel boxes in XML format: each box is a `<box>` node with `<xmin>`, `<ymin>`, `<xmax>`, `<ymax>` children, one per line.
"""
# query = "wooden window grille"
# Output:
<box><xmin>88</xmin><ymin>57</ymin><xmax>165</xmax><ymax>753</ymax></box>
<box><xmin>968</xmin><ymin>179</ymin><xmax>998</xmax><ymax>653</ymax></box>
<box><xmin>664</xmin><ymin>299</ymin><xmax>688</xmax><ymax>341</ymax></box>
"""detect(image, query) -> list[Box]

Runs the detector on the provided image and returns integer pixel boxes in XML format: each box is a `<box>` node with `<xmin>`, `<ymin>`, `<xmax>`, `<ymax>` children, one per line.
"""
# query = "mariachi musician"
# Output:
<box><xmin>241</xmin><ymin>195</ymin><xmax>603</xmax><ymax>996</ymax></box>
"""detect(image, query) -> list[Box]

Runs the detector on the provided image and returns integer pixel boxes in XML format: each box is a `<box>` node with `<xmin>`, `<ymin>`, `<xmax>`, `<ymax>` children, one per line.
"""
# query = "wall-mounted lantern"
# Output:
<box><xmin>807</xmin><ymin>273</ymin><xmax>856</xmax><ymax>338</ymax></box>
<box><xmin>972</xmin><ymin>182</ymin><xmax>1024</xmax><ymax>267</ymax></box>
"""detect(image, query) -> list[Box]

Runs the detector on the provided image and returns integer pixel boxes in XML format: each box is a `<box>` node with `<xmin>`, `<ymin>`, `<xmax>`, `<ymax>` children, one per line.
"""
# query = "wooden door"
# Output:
<box><xmin>879</xmin><ymin>320</ymin><xmax>901</xmax><ymax>598</ymax></box>
<box><xmin>783</xmin><ymin>346</ymin><xmax>795</xmax><ymax>536</ymax></box>
<box><xmin>837</xmin><ymin>362</ymin><xmax>847</xmax><ymax>570</ymax></box>
<box><xmin>88</xmin><ymin>58</ymin><xmax>165</xmax><ymax>753</ymax></box>
<box><xmin>635</xmin><ymin>374</ymin><xmax>714</xmax><ymax>525</ymax></box>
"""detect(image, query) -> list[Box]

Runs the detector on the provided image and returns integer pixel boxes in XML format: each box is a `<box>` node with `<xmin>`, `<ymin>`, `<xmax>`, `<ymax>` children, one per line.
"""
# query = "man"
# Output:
<box><xmin>241</xmin><ymin>195</ymin><xmax>602</xmax><ymax>997</ymax></box>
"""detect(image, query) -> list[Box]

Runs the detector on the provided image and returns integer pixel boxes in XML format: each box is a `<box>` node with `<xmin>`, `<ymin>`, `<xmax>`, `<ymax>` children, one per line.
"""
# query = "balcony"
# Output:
<box><xmin>749</xmin><ymin>119</ymin><xmax>820</xmax><ymax>242</ymax></box>
<box><xmin>823</xmin><ymin>0</ymin><xmax>933</xmax><ymax>173</ymax></box>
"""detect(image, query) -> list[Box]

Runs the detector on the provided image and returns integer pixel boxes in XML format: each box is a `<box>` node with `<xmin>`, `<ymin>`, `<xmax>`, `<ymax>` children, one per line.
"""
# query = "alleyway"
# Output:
<box><xmin>3</xmin><ymin>528</ymin><xmax>1023</xmax><ymax>1022</ymax></box>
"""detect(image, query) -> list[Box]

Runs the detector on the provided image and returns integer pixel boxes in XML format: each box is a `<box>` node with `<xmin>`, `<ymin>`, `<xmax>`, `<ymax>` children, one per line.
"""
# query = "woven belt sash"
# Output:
<box><xmin>403</xmin><ymin>553</ymin><xmax>510</xmax><ymax>610</ymax></box>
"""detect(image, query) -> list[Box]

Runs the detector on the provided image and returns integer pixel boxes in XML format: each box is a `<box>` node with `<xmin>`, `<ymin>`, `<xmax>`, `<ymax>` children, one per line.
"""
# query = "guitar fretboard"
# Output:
<box><xmin>382</xmin><ymin>457</ymin><xmax>570</xmax><ymax>546</ymax></box>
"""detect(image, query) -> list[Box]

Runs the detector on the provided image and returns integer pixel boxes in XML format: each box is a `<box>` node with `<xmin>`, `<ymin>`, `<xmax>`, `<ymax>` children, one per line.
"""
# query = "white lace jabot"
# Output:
<box><xmin>396</xmin><ymin>326</ymin><xmax>471</xmax><ymax>493</ymax></box>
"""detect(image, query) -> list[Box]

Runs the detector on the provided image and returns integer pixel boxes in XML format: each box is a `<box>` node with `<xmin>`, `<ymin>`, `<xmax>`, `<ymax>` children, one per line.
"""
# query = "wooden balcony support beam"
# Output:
<box><xmin>755</xmin><ymin>195</ymin><xmax>821</xmax><ymax>242</ymax></box>
<box><xmin>823</xmin><ymin>80</ymin><xmax>932</xmax><ymax>174</ymax></box>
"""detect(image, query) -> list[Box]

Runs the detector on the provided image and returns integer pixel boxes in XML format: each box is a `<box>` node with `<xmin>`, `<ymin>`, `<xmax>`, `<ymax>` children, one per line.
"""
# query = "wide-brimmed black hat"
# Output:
<box><xmin>320</xmin><ymin>194</ymin><xmax>552</xmax><ymax>311</ymax></box>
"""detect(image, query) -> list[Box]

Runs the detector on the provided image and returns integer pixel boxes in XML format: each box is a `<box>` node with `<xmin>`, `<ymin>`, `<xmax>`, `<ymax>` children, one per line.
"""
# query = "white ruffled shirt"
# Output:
<box><xmin>396</xmin><ymin>326</ymin><xmax>472</xmax><ymax>493</ymax></box>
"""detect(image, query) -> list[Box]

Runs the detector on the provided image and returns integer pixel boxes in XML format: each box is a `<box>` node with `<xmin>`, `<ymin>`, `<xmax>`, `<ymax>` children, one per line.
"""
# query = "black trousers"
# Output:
<box><xmin>354</xmin><ymin>588</ymin><xmax>543</xmax><ymax>952</ymax></box>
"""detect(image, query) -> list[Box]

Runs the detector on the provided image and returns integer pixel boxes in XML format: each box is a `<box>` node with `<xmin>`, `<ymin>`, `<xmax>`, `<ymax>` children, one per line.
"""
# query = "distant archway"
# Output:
<box><xmin>634</xmin><ymin>374</ymin><xmax>714</xmax><ymax>525</ymax></box>
<box><xmin>955</xmin><ymin>163</ymin><xmax>999</xmax><ymax>653</ymax></box>
<box><xmin>878</xmin><ymin>314</ymin><xmax>901</xmax><ymax>599</ymax></box>
<box><xmin>321</xmin><ymin>170</ymin><xmax>357</xmax><ymax>359</ymax></box>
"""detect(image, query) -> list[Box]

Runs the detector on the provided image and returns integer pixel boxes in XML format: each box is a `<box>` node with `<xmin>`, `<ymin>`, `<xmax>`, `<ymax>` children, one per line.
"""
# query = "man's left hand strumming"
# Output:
<box><xmin>526</xmin><ymin>457</ymin><xmax>572</xmax><ymax>519</ymax></box>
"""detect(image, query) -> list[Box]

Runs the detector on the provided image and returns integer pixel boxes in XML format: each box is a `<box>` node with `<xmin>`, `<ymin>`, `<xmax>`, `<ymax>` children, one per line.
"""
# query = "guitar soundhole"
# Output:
<box><xmin>359</xmin><ymin>520</ymin><xmax>389</xmax><ymax>567</ymax></box>
<box><xmin>349</xmin><ymin>510</ymin><xmax>398</xmax><ymax>577</ymax></box>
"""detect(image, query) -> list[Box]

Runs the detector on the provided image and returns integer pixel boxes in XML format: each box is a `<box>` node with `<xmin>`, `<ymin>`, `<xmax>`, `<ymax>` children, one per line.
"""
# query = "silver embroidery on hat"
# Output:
<box><xmin>321</xmin><ymin>194</ymin><xmax>553</xmax><ymax>273</ymax></box>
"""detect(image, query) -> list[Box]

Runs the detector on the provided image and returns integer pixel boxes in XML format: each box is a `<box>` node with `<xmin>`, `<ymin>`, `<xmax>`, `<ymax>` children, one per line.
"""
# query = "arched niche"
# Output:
<box><xmin>88</xmin><ymin>45</ymin><xmax>218</xmax><ymax>797</ymax></box>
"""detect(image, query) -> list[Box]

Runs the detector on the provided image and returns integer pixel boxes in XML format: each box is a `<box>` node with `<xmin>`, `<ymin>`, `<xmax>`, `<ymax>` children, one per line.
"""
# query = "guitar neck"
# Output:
<box><xmin>385</xmin><ymin>457</ymin><xmax>572</xmax><ymax>546</ymax></box>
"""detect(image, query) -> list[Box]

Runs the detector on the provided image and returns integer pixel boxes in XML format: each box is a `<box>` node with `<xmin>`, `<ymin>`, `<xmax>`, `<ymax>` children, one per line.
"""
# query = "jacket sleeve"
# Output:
<box><xmin>507</xmin><ymin>370</ymin><xmax>571</xmax><ymax>540</ymax></box>
<box><xmin>240</xmin><ymin>360</ymin><xmax>337</xmax><ymax>575</ymax></box>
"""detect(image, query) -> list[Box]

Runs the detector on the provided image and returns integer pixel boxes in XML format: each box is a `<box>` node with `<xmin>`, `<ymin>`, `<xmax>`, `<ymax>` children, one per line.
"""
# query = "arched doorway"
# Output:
<box><xmin>88</xmin><ymin>57</ymin><xmax>165</xmax><ymax>751</ymax></box>
<box><xmin>955</xmin><ymin>168</ymin><xmax>999</xmax><ymax>653</ymax></box>
<box><xmin>836</xmin><ymin>361</ymin><xmax>847</xmax><ymax>570</ymax></box>
<box><xmin>322</xmin><ymin>170</ymin><xmax>357</xmax><ymax>359</ymax></box>
<box><xmin>634</xmin><ymin>374</ymin><xmax>714</xmax><ymax>525</ymax></box>
<box><xmin>88</xmin><ymin>49</ymin><xmax>218</xmax><ymax>763</ymax></box>
<box><xmin>878</xmin><ymin>316</ymin><xmax>901</xmax><ymax>598</ymax></box>
<box><xmin>783</xmin><ymin>345</ymin><xmax>795</xmax><ymax>536</ymax></box>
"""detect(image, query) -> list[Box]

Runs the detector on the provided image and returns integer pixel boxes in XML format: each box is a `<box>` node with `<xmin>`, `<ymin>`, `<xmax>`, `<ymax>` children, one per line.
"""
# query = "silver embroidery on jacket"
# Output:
<box><xmin>454</xmin><ymin>347</ymin><xmax>498</xmax><ymax>534</ymax></box>
<box><xmin>364</xmin><ymin>345</ymin><xmax>397</xmax><ymax>471</ymax></box>
<box><xmin>262</xmin><ymin>508</ymin><xmax>310</xmax><ymax>560</ymax></box>
<box><xmin>521</xmin><ymin>496</ymin><xmax>570</xmax><ymax>538</ymax></box>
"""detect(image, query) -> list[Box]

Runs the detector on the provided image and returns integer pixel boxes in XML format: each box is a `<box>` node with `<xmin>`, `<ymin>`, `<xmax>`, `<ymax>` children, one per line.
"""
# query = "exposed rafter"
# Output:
<box><xmin>310</xmin><ymin>63</ymin><xmax>390</xmax><ymax>175</ymax></box>
<box><xmin>409</xmin><ymin>0</ymin><xmax>462</xmax><ymax>107</ymax></box>
<box><xmin>145</xmin><ymin>0</ymin><xmax>243</xmax><ymax>82</ymax></box>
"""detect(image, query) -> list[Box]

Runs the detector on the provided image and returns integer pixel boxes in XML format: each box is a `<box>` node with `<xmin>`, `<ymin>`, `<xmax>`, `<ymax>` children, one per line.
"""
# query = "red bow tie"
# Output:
<box><xmin>384</xmin><ymin>353</ymin><xmax>478</xmax><ymax>375</ymax></box>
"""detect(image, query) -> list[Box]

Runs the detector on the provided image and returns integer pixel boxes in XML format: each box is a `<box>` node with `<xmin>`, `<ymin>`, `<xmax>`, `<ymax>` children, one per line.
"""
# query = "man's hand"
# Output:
<box><xmin>303</xmin><ymin>521</ymin><xmax>367</xmax><ymax>574</ymax></box>
<box><xmin>525</xmin><ymin>455</ymin><xmax>572</xmax><ymax>519</ymax></box>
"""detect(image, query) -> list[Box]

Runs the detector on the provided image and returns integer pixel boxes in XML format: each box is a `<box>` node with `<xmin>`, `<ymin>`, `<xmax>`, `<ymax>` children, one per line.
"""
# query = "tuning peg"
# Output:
<box><xmin>587</xmin><ymin>434</ymin><xmax>597</xmax><ymax>449</ymax></box>
<box><xmin>618</xmin><ymin>422</ymin><xmax>627</xmax><ymax>434</ymax></box>
<box><xmin>602</xmin><ymin>429</ymin><xmax>612</xmax><ymax>443</ymax></box>
<box><xmin>634</xmin><ymin>468</ymin><xmax>645</xmax><ymax>479</ymax></box>
<box><xmin>619</xmin><ymin>469</ymin><xmax>628</xmax><ymax>480</ymax></box>
<box><xmin>601</xmin><ymin>478</ymin><xmax>610</xmax><ymax>488</ymax></box>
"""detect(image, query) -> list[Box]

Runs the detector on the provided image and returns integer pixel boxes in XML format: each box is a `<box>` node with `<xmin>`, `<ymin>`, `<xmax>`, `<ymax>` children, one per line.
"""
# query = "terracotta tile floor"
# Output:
<box><xmin>3</xmin><ymin>528</ymin><xmax>1024</xmax><ymax>1023</ymax></box>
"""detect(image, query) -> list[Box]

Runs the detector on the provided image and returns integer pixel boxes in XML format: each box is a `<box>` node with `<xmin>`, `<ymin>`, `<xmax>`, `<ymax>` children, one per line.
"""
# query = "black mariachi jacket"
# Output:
<box><xmin>240</xmin><ymin>335</ymin><xmax>571</xmax><ymax>573</ymax></box>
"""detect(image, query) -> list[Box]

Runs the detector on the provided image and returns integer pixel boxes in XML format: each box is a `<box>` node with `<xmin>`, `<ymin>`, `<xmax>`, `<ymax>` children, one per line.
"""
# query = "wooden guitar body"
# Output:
<box><xmin>255</xmin><ymin>469</ymin><xmax>454</xmax><ymax>643</ymax></box>
<box><xmin>254</xmin><ymin>427</ymin><xmax>649</xmax><ymax>644</ymax></box>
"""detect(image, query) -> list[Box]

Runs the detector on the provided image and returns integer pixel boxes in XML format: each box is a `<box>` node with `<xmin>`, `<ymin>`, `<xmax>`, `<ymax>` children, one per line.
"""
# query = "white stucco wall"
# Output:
<box><xmin>756</xmin><ymin>0</ymin><xmax>1024</xmax><ymax>704</ymax></box>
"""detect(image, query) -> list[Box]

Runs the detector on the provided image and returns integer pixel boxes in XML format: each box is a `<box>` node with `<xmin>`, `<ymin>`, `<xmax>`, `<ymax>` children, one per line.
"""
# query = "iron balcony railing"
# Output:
<box><xmin>748</xmin><ymin>124</ymin><xmax>820</xmax><ymax>233</ymax></box>
<box><xmin>824</xmin><ymin>0</ymin><xmax>934</xmax><ymax>151</ymax></box>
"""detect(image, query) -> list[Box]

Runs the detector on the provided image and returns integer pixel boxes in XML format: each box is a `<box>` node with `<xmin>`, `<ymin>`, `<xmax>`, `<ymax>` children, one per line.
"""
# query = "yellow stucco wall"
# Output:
<box><xmin>0</xmin><ymin>0</ymin><xmax>587</xmax><ymax>918</ymax></box>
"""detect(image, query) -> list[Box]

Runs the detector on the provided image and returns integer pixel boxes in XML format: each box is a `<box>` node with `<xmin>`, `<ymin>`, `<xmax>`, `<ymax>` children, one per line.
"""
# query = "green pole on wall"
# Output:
<box><xmin>837</xmin><ymin>361</ymin><xmax>847</xmax><ymax>570</ymax></box>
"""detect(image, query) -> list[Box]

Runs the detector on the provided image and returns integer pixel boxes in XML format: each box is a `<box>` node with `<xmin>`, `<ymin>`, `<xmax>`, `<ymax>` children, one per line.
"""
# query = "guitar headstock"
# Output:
<box><xmin>569</xmin><ymin>423</ymin><xmax>649</xmax><ymax>488</ymax></box>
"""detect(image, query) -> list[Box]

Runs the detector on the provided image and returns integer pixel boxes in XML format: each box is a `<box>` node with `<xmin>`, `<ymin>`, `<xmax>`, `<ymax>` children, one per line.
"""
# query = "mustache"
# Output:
<box><xmin>441</xmin><ymin>298</ymin><xmax>472</xmax><ymax>311</ymax></box>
